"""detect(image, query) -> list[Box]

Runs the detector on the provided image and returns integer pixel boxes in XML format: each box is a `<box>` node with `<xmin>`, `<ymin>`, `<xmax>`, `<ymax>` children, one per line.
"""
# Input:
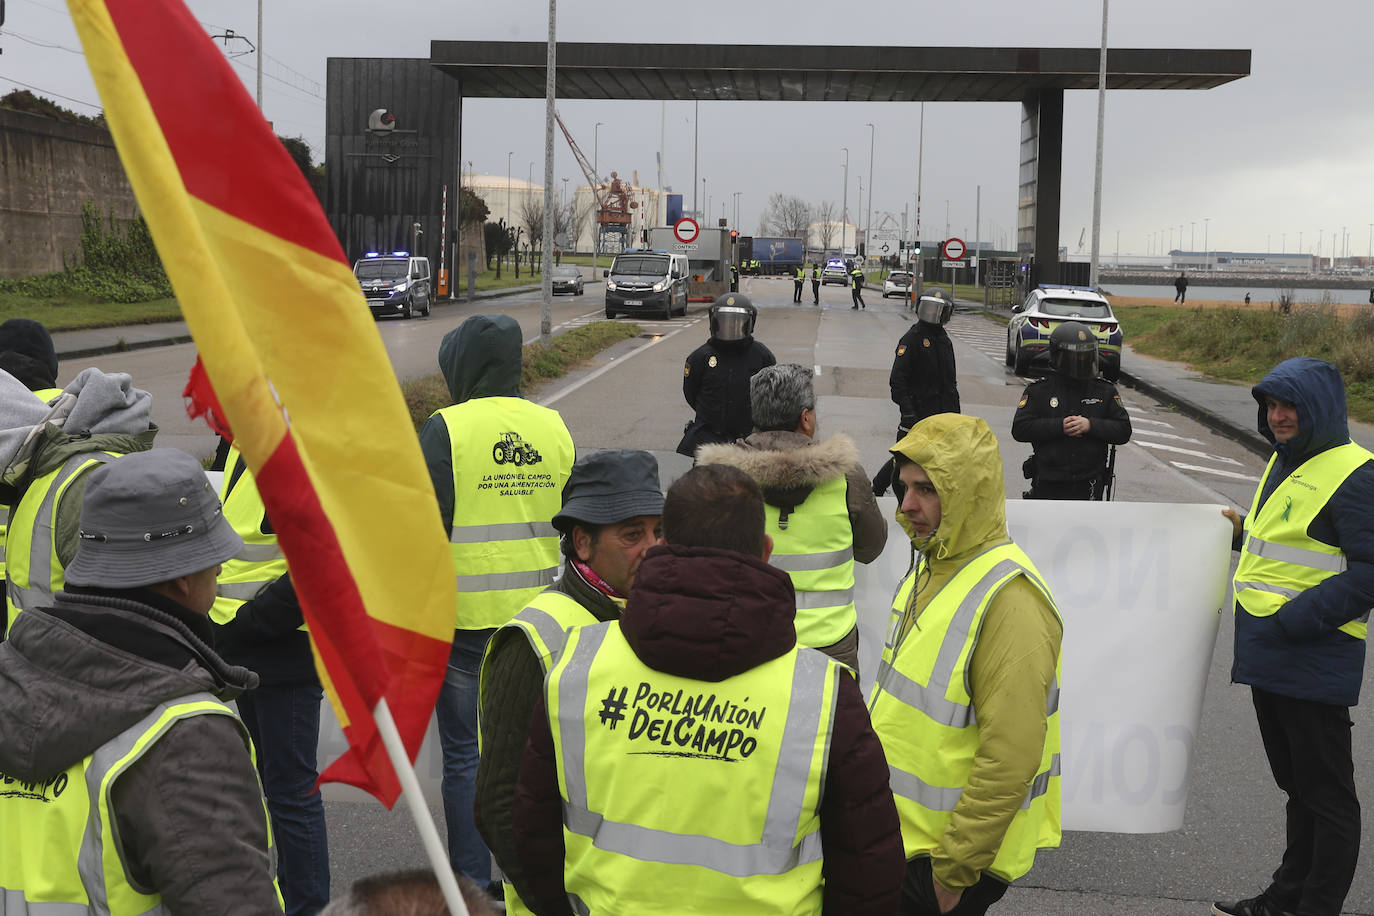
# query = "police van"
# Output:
<box><xmin>603</xmin><ymin>250</ymin><xmax>689</xmax><ymax>320</ymax></box>
<box><xmin>353</xmin><ymin>251</ymin><xmax>432</xmax><ymax>320</ymax></box>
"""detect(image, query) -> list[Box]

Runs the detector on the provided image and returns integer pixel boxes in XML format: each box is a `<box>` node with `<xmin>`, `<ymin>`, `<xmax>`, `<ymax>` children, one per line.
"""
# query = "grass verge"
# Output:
<box><xmin>0</xmin><ymin>291</ymin><xmax>183</xmax><ymax>331</ymax></box>
<box><xmin>1113</xmin><ymin>304</ymin><xmax>1374</xmax><ymax>423</ymax></box>
<box><xmin>400</xmin><ymin>321</ymin><xmax>641</xmax><ymax>430</ymax></box>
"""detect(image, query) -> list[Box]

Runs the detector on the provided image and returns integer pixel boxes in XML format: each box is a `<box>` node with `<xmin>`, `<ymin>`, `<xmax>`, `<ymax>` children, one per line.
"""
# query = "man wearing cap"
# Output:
<box><xmin>420</xmin><ymin>314</ymin><xmax>575</xmax><ymax>890</ymax></box>
<box><xmin>512</xmin><ymin>464</ymin><xmax>904</xmax><ymax>914</ymax></box>
<box><xmin>698</xmin><ymin>364</ymin><xmax>886</xmax><ymax>672</ymax></box>
<box><xmin>1</xmin><ymin>366</ymin><xmax>156</xmax><ymax>632</ymax></box>
<box><xmin>0</xmin><ymin>448</ymin><xmax>282</xmax><ymax>914</ymax></box>
<box><xmin>476</xmin><ymin>449</ymin><xmax>664</xmax><ymax>913</ymax></box>
<box><xmin>0</xmin><ymin>319</ymin><xmax>65</xmax><ymax>604</ymax></box>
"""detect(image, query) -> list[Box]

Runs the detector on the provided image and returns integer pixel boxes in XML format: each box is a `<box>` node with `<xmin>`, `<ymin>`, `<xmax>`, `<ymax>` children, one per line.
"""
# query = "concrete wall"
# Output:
<box><xmin>0</xmin><ymin>109</ymin><xmax>139</xmax><ymax>279</ymax></box>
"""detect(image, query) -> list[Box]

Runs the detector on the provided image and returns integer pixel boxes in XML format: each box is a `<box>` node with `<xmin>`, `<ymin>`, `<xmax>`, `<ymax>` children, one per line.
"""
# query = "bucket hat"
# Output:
<box><xmin>65</xmin><ymin>449</ymin><xmax>243</xmax><ymax>588</ymax></box>
<box><xmin>552</xmin><ymin>449</ymin><xmax>663</xmax><ymax>533</ymax></box>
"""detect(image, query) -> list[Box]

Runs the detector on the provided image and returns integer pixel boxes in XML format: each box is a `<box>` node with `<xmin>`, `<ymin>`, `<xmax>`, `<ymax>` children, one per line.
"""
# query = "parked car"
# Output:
<box><xmin>353</xmin><ymin>251</ymin><xmax>431</xmax><ymax>319</ymax></box>
<box><xmin>821</xmin><ymin>258</ymin><xmax>849</xmax><ymax>286</ymax></box>
<box><xmin>551</xmin><ymin>265</ymin><xmax>585</xmax><ymax>296</ymax></box>
<box><xmin>1006</xmin><ymin>284</ymin><xmax>1122</xmax><ymax>381</ymax></box>
<box><xmin>882</xmin><ymin>270</ymin><xmax>914</xmax><ymax>298</ymax></box>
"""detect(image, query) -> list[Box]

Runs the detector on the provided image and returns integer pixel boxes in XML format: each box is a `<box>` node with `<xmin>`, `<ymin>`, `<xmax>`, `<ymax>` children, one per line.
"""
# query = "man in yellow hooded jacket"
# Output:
<box><xmin>868</xmin><ymin>413</ymin><xmax>1064</xmax><ymax>915</ymax></box>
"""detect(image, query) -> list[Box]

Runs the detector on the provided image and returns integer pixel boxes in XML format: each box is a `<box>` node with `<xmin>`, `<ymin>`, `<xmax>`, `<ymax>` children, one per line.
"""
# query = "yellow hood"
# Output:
<box><xmin>890</xmin><ymin>413</ymin><xmax>1008</xmax><ymax>561</ymax></box>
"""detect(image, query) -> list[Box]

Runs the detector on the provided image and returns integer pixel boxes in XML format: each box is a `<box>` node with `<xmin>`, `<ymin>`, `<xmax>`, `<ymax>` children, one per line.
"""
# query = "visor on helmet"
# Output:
<box><xmin>916</xmin><ymin>294</ymin><xmax>953</xmax><ymax>326</ymax></box>
<box><xmin>712</xmin><ymin>307</ymin><xmax>752</xmax><ymax>341</ymax></box>
<box><xmin>1050</xmin><ymin>324</ymin><xmax>1100</xmax><ymax>380</ymax></box>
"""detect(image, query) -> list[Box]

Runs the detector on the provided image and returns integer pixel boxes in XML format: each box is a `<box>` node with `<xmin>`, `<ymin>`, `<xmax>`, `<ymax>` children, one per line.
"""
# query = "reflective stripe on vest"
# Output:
<box><xmin>549</xmin><ymin>622</ymin><xmax>838</xmax><ymax>913</ymax></box>
<box><xmin>0</xmin><ymin>692</ymin><xmax>274</xmax><ymax>915</ymax></box>
<box><xmin>766</xmin><ymin>478</ymin><xmax>856</xmax><ymax>648</ymax></box>
<box><xmin>435</xmin><ymin>397</ymin><xmax>573</xmax><ymax>630</ymax></box>
<box><xmin>867</xmin><ymin>545</ymin><xmax>1063</xmax><ymax>881</ymax></box>
<box><xmin>7</xmin><ymin>454</ymin><xmax>115</xmax><ymax>624</ymax></box>
<box><xmin>0</xmin><ymin>504</ymin><xmax>9</xmax><ymax>573</ymax></box>
<box><xmin>1234</xmin><ymin>442</ymin><xmax>1373</xmax><ymax>640</ymax></box>
<box><xmin>210</xmin><ymin>448</ymin><xmax>290</xmax><ymax>627</ymax></box>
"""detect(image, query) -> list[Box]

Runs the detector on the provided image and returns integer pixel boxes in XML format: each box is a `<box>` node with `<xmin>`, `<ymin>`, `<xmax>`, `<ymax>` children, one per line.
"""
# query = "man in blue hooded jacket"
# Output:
<box><xmin>1215</xmin><ymin>357</ymin><xmax>1374</xmax><ymax>916</ymax></box>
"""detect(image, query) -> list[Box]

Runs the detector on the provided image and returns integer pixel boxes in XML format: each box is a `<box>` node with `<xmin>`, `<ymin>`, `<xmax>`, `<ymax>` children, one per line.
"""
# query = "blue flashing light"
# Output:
<box><xmin>364</xmin><ymin>251</ymin><xmax>380</xmax><ymax>258</ymax></box>
<box><xmin>1037</xmin><ymin>283</ymin><xmax>1099</xmax><ymax>293</ymax></box>
<box><xmin>391</xmin><ymin>250</ymin><xmax>409</xmax><ymax>257</ymax></box>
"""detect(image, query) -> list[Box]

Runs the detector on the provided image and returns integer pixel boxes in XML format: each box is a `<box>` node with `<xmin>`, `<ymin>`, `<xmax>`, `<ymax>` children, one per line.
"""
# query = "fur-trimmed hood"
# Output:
<box><xmin>697</xmin><ymin>431</ymin><xmax>860</xmax><ymax>490</ymax></box>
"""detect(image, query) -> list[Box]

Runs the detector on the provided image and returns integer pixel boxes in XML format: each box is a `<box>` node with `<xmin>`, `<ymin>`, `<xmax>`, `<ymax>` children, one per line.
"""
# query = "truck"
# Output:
<box><xmin>739</xmin><ymin>236</ymin><xmax>805</xmax><ymax>276</ymax></box>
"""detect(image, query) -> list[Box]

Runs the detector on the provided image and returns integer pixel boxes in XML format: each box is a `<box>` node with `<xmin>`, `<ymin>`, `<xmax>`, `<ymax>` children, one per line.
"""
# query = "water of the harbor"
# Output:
<box><xmin>1102</xmin><ymin>283</ymin><xmax>1374</xmax><ymax>305</ymax></box>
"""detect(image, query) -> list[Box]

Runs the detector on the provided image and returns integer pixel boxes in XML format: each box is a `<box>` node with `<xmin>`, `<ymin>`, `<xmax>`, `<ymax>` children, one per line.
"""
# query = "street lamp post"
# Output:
<box><xmin>506</xmin><ymin>150</ymin><xmax>514</xmax><ymax>270</ymax></box>
<box><xmin>1203</xmin><ymin>217</ymin><xmax>1210</xmax><ymax>271</ymax></box>
<box><xmin>592</xmin><ymin>122</ymin><xmax>603</xmax><ymax>273</ymax></box>
<box><xmin>733</xmin><ymin>191</ymin><xmax>742</xmax><ymax>231</ymax></box>
<box><xmin>865</xmin><ymin>122</ymin><xmax>875</xmax><ymax>259</ymax></box>
<box><xmin>841</xmin><ymin>147</ymin><xmax>849</xmax><ymax>255</ymax></box>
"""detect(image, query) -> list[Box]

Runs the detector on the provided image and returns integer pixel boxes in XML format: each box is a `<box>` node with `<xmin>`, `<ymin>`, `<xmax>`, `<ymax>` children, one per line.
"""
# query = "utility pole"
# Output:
<box><xmin>866</xmin><ymin>122</ymin><xmax>875</xmax><ymax>260</ymax></box>
<box><xmin>915</xmin><ymin>102</ymin><xmax>924</xmax><ymax>298</ymax></box>
<box><xmin>539</xmin><ymin>0</ymin><xmax>556</xmax><ymax>345</ymax></box>
<box><xmin>1088</xmin><ymin>0</ymin><xmax>1108</xmax><ymax>287</ymax></box>
<box><xmin>592</xmin><ymin>122</ymin><xmax>602</xmax><ymax>278</ymax></box>
<box><xmin>841</xmin><ymin>147</ymin><xmax>849</xmax><ymax>255</ymax></box>
<box><xmin>693</xmin><ymin>100</ymin><xmax>699</xmax><ymax>218</ymax></box>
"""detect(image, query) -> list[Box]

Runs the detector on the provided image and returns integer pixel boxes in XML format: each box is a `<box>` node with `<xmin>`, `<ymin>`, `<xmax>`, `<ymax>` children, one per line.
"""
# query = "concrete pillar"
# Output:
<box><xmin>1018</xmin><ymin>89</ymin><xmax>1064</xmax><ymax>287</ymax></box>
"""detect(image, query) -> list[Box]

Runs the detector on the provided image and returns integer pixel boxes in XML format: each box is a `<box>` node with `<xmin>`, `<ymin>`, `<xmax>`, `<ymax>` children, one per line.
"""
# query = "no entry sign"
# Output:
<box><xmin>673</xmin><ymin>217</ymin><xmax>700</xmax><ymax>244</ymax></box>
<box><xmin>942</xmin><ymin>237</ymin><xmax>966</xmax><ymax>260</ymax></box>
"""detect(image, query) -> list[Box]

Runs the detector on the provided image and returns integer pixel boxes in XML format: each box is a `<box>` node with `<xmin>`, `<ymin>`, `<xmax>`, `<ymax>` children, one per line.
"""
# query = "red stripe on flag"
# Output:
<box><xmin>252</xmin><ymin>432</ymin><xmax>400</xmax><ymax>804</ymax></box>
<box><xmin>103</xmin><ymin>0</ymin><xmax>345</xmax><ymax>265</ymax></box>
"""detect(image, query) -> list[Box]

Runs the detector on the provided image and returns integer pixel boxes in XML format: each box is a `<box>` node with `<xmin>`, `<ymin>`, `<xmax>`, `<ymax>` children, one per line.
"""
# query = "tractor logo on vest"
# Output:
<box><xmin>492</xmin><ymin>432</ymin><xmax>543</xmax><ymax>467</ymax></box>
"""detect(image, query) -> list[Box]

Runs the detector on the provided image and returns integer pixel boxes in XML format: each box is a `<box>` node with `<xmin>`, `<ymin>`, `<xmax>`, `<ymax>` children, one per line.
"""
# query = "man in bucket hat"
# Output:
<box><xmin>0</xmin><ymin>448</ymin><xmax>282</xmax><ymax>914</ymax></box>
<box><xmin>476</xmin><ymin>449</ymin><xmax>664</xmax><ymax>913</ymax></box>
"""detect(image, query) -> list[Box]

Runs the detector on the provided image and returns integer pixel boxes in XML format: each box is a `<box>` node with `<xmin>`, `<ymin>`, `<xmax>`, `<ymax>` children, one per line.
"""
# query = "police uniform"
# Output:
<box><xmin>850</xmin><ymin>268</ymin><xmax>865</xmax><ymax>309</ymax></box>
<box><xmin>1011</xmin><ymin>375</ymin><xmax>1131</xmax><ymax>499</ymax></box>
<box><xmin>889</xmin><ymin>322</ymin><xmax>959</xmax><ymax>426</ymax></box>
<box><xmin>810</xmin><ymin>264</ymin><xmax>822</xmax><ymax>304</ymax></box>
<box><xmin>793</xmin><ymin>265</ymin><xmax>805</xmax><ymax>302</ymax></box>
<box><xmin>676</xmin><ymin>338</ymin><xmax>776</xmax><ymax>457</ymax></box>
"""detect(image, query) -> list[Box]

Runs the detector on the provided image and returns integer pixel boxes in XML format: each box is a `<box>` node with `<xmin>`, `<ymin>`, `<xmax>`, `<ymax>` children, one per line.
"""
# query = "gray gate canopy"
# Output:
<box><xmin>428</xmin><ymin>42</ymin><xmax>1248</xmax><ymax>283</ymax></box>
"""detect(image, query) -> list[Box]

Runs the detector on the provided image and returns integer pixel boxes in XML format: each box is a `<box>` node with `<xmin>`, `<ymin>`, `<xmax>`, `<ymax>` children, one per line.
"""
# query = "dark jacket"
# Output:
<box><xmin>696</xmin><ymin>430</ymin><xmax>887</xmax><ymax>566</ymax></box>
<box><xmin>475</xmin><ymin>564</ymin><xmax>622</xmax><ymax>903</ymax></box>
<box><xmin>0</xmin><ymin>589</ymin><xmax>281</xmax><ymax>914</ymax></box>
<box><xmin>677</xmin><ymin>336</ymin><xmax>776</xmax><ymax>456</ymax></box>
<box><xmin>512</xmin><ymin>545</ymin><xmax>905</xmax><ymax>915</ymax></box>
<box><xmin>419</xmin><ymin>315</ymin><xmax>525</xmax><ymax>533</ymax></box>
<box><xmin>1011</xmin><ymin>374</ymin><xmax>1132</xmax><ymax>483</ymax></box>
<box><xmin>889</xmin><ymin>321</ymin><xmax>959</xmax><ymax>424</ymax></box>
<box><xmin>1231</xmin><ymin>357</ymin><xmax>1374</xmax><ymax>706</ymax></box>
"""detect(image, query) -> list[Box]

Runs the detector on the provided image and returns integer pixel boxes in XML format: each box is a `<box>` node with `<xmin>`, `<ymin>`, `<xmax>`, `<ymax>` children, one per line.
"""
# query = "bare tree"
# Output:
<box><xmin>759</xmin><ymin>193</ymin><xmax>811</xmax><ymax>239</ymax></box>
<box><xmin>814</xmin><ymin>201</ymin><xmax>837</xmax><ymax>250</ymax></box>
<box><xmin>569</xmin><ymin>198</ymin><xmax>594</xmax><ymax>251</ymax></box>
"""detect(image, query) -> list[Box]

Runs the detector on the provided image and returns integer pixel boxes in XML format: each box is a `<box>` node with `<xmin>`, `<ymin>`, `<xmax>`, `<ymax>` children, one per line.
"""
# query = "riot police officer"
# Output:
<box><xmin>676</xmin><ymin>293</ymin><xmax>776</xmax><ymax>457</ymax></box>
<box><xmin>872</xmin><ymin>289</ymin><xmax>960</xmax><ymax>496</ymax></box>
<box><xmin>1011</xmin><ymin>321</ymin><xmax>1132</xmax><ymax>499</ymax></box>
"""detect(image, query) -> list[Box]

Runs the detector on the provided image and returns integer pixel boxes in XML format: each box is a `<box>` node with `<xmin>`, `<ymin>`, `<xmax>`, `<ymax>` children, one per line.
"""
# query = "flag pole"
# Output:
<box><xmin>372</xmin><ymin>698</ymin><xmax>470</xmax><ymax>916</ymax></box>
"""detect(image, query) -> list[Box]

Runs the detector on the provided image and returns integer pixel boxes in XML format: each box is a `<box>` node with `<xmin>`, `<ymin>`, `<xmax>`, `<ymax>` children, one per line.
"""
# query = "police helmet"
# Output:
<box><xmin>1049</xmin><ymin>321</ymin><xmax>1100</xmax><ymax>380</ymax></box>
<box><xmin>709</xmin><ymin>292</ymin><xmax>757</xmax><ymax>341</ymax></box>
<box><xmin>915</xmin><ymin>288</ymin><xmax>954</xmax><ymax>326</ymax></box>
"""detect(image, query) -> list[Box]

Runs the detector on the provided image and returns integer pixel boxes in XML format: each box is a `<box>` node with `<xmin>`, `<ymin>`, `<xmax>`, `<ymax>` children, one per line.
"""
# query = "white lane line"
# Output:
<box><xmin>1136</xmin><ymin>440</ymin><xmax>1243</xmax><ymax>464</ymax></box>
<box><xmin>1129</xmin><ymin>429</ymin><xmax>1204</xmax><ymax>445</ymax></box>
<box><xmin>1125</xmin><ymin>415</ymin><xmax>1175</xmax><ymax>427</ymax></box>
<box><xmin>1171</xmin><ymin>462</ymin><xmax>1261</xmax><ymax>482</ymax></box>
<box><xmin>537</xmin><ymin>319</ymin><xmax>702</xmax><ymax>408</ymax></box>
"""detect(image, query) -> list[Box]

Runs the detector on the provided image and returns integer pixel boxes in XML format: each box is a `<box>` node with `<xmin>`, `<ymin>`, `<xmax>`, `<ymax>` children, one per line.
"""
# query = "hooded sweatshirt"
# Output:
<box><xmin>512</xmin><ymin>545</ymin><xmax>905</xmax><ymax>915</ymax></box>
<box><xmin>0</xmin><ymin>590</ymin><xmax>280</xmax><ymax>914</ymax></box>
<box><xmin>0</xmin><ymin>318</ymin><xmax>59</xmax><ymax>391</ymax></box>
<box><xmin>1232</xmin><ymin>357</ymin><xmax>1374</xmax><ymax>706</ymax></box>
<box><xmin>886</xmin><ymin>414</ymin><xmax>1062</xmax><ymax>891</ymax></box>
<box><xmin>418</xmin><ymin>314</ymin><xmax>526</xmax><ymax>534</ymax></box>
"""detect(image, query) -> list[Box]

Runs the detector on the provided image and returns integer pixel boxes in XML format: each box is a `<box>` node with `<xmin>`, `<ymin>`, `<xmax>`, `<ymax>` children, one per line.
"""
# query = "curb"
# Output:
<box><xmin>57</xmin><ymin>334</ymin><xmax>194</xmax><ymax>362</ymax></box>
<box><xmin>1116</xmin><ymin>368</ymin><xmax>1270</xmax><ymax>459</ymax></box>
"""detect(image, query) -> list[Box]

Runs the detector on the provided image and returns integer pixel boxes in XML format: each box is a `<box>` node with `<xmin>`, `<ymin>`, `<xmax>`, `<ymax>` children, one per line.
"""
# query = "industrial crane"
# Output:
<box><xmin>554</xmin><ymin>110</ymin><xmax>634</xmax><ymax>253</ymax></box>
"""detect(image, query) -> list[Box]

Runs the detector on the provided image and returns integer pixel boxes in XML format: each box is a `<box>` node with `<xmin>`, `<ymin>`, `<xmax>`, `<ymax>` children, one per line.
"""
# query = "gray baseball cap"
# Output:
<box><xmin>552</xmin><ymin>449</ymin><xmax>664</xmax><ymax>533</ymax></box>
<box><xmin>65</xmin><ymin>449</ymin><xmax>244</xmax><ymax>589</ymax></box>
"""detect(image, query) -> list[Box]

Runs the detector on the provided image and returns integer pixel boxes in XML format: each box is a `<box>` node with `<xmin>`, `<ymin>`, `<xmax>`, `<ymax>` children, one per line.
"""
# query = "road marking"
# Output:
<box><xmin>537</xmin><ymin>319</ymin><xmax>701</xmax><ymax>408</ymax></box>
<box><xmin>1127</xmin><ymin>415</ymin><xmax>1176</xmax><ymax>428</ymax></box>
<box><xmin>1129</xmin><ymin>429</ymin><xmax>1204</xmax><ymax>445</ymax></box>
<box><xmin>1135</xmin><ymin>440</ymin><xmax>1242</xmax><ymax>464</ymax></box>
<box><xmin>1170</xmin><ymin>462</ymin><xmax>1260</xmax><ymax>482</ymax></box>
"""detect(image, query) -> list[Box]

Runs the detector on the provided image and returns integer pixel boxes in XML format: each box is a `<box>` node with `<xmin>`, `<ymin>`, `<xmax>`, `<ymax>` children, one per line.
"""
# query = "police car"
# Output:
<box><xmin>821</xmin><ymin>258</ymin><xmax>849</xmax><ymax>286</ymax></box>
<box><xmin>1005</xmin><ymin>284</ymin><xmax>1123</xmax><ymax>381</ymax></box>
<box><xmin>353</xmin><ymin>251</ymin><xmax>432</xmax><ymax>319</ymax></box>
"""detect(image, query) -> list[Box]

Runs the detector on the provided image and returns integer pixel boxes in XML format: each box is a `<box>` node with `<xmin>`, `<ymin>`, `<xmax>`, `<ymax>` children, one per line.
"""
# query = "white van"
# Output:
<box><xmin>603</xmin><ymin>250</ymin><xmax>690</xmax><ymax>320</ymax></box>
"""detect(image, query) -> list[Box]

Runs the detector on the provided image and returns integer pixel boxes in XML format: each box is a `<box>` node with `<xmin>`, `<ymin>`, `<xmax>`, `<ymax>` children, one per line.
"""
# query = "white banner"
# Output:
<box><xmin>855</xmin><ymin>500</ymin><xmax>1233</xmax><ymax>833</ymax></box>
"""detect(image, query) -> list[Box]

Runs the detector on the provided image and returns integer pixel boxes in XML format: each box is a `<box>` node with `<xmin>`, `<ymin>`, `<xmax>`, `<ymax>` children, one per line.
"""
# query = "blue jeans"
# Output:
<box><xmin>238</xmin><ymin>684</ymin><xmax>330</xmax><ymax>916</ymax></box>
<box><xmin>435</xmin><ymin>628</ymin><xmax>495</xmax><ymax>884</ymax></box>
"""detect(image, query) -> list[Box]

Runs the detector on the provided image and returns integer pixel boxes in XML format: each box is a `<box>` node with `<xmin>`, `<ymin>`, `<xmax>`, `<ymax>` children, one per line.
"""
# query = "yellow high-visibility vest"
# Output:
<box><xmin>0</xmin><ymin>692</ymin><xmax>279</xmax><ymax>914</ymax></box>
<box><xmin>0</xmin><ymin>387</ymin><xmax>64</xmax><ymax>583</ymax></box>
<box><xmin>868</xmin><ymin>542</ymin><xmax>1063</xmax><ymax>882</ymax></box>
<box><xmin>547</xmin><ymin>621</ymin><xmax>842</xmax><ymax>915</ymax></box>
<box><xmin>1234</xmin><ymin>441</ymin><xmax>1374</xmax><ymax>640</ymax></box>
<box><xmin>766</xmin><ymin>476</ymin><xmax>856</xmax><ymax>651</ymax></box>
<box><xmin>6</xmin><ymin>452</ymin><xmax>119</xmax><ymax>631</ymax></box>
<box><xmin>433</xmin><ymin>397</ymin><xmax>573</xmax><ymax>630</ymax></box>
<box><xmin>210</xmin><ymin>447</ymin><xmax>291</xmax><ymax>626</ymax></box>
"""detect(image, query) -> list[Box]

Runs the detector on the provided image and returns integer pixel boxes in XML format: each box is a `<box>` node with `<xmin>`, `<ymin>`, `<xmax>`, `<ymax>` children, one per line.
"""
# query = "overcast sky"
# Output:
<box><xmin>6</xmin><ymin>0</ymin><xmax>1374</xmax><ymax>259</ymax></box>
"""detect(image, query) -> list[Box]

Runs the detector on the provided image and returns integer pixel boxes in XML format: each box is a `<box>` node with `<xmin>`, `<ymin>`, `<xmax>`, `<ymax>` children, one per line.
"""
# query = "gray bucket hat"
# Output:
<box><xmin>65</xmin><ymin>449</ymin><xmax>244</xmax><ymax>589</ymax></box>
<box><xmin>552</xmin><ymin>449</ymin><xmax>664</xmax><ymax>533</ymax></box>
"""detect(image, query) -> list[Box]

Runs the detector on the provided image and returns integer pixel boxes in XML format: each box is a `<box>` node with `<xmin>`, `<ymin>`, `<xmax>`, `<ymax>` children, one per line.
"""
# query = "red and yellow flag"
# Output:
<box><xmin>68</xmin><ymin>0</ymin><xmax>455</xmax><ymax>805</ymax></box>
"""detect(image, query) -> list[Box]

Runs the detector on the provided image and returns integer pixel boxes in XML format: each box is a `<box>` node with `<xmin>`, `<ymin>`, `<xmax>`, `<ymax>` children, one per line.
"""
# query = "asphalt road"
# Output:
<box><xmin>52</xmin><ymin>276</ymin><xmax>1374</xmax><ymax>914</ymax></box>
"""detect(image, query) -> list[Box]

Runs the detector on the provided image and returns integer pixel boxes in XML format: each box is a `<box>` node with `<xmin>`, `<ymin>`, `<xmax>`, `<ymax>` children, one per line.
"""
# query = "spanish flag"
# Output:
<box><xmin>68</xmin><ymin>0</ymin><xmax>455</xmax><ymax>806</ymax></box>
